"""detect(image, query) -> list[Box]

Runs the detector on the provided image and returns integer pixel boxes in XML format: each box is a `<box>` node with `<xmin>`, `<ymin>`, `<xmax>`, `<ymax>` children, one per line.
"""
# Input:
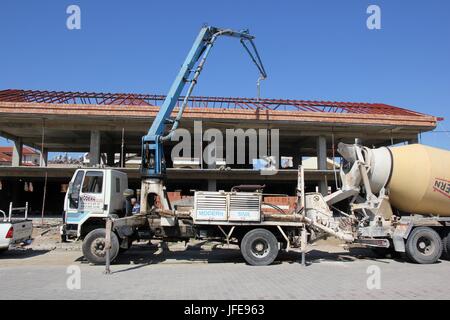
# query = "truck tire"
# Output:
<box><xmin>82</xmin><ymin>228</ymin><xmax>120</xmax><ymax>265</ymax></box>
<box><xmin>442</xmin><ymin>233</ymin><xmax>450</xmax><ymax>260</ymax></box>
<box><xmin>60</xmin><ymin>234</ymin><xmax>68</xmax><ymax>243</ymax></box>
<box><xmin>405</xmin><ymin>227</ymin><xmax>443</xmax><ymax>264</ymax></box>
<box><xmin>240</xmin><ymin>228</ymin><xmax>279</xmax><ymax>266</ymax></box>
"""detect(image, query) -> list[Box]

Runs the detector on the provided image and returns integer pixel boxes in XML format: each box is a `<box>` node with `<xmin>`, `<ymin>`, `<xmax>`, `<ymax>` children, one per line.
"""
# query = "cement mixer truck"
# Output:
<box><xmin>320</xmin><ymin>142</ymin><xmax>450</xmax><ymax>264</ymax></box>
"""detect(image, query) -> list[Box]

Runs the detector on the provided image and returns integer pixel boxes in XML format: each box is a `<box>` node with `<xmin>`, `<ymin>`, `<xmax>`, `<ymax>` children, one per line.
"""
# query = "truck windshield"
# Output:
<box><xmin>82</xmin><ymin>171</ymin><xmax>103</xmax><ymax>194</ymax></box>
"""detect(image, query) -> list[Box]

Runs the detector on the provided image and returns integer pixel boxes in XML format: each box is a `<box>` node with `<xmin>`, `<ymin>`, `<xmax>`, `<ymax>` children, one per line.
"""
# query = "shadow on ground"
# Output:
<box><xmin>0</xmin><ymin>248</ymin><xmax>51</xmax><ymax>259</ymax></box>
<box><xmin>77</xmin><ymin>241</ymin><xmax>246</xmax><ymax>272</ymax></box>
<box><xmin>73</xmin><ymin>241</ymin><xmax>407</xmax><ymax>273</ymax></box>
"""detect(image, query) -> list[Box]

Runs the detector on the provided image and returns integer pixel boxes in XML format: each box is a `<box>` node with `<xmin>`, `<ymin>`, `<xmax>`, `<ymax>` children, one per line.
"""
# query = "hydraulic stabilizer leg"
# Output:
<box><xmin>104</xmin><ymin>218</ymin><xmax>112</xmax><ymax>275</ymax></box>
<box><xmin>301</xmin><ymin>227</ymin><xmax>308</xmax><ymax>267</ymax></box>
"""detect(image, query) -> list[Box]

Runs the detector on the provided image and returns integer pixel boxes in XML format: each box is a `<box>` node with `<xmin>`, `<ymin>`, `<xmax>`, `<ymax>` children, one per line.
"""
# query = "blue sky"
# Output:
<box><xmin>0</xmin><ymin>0</ymin><xmax>449</xmax><ymax>151</ymax></box>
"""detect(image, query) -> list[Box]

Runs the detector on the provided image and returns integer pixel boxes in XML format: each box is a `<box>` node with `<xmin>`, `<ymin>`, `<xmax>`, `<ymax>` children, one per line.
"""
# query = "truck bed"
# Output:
<box><xmin>0</xmin><ymin>219</ymin><xmax>33</xmax><ymax>250</ymax></box>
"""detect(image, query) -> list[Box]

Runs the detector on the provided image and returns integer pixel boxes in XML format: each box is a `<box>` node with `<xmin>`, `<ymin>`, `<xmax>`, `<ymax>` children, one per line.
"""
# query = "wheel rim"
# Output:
<box><xmin>416</xmin><ymin>236</ymin><xmax>435</xmax><ymax>256</ymax></box>
<box><xmin>250</xmin><ymin>238</ymin><xmax>270</xmax><ymax>259</ymax></box>
<box><xmin>91</xmin><ymin>237</ymin><xmax>107</xmax><ymax>258</ymax></box>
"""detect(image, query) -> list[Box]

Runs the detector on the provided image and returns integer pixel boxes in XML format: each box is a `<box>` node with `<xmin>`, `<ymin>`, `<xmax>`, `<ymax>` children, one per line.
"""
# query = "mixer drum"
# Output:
<box><xmin>388</xmin><ymin>144</ymin><xmax>450</xmax><ymax>216</ymax></box>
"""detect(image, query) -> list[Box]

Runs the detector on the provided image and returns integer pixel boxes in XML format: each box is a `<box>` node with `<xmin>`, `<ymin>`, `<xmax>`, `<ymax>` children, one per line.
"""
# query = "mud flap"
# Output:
<box><xmin>392</xmin><ymin>223</ymin><xmax>412</xmax><ymax>253</ymax></box>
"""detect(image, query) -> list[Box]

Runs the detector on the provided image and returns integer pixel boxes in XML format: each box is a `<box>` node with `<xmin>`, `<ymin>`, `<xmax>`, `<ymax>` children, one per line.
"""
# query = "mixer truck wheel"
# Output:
<box><xmin>442</xmin><ymin>233</ymin><xmax>450</xmax><ymax>260</ymax></box>
<box><xmin>405</xmin><ymin>227</ymin><xmax>443</xmax><ymax>264</ymax></box>
<box><xmin>82</xmin><ymin>228</ymin><xmax>120</xmax><ymax>265</ymax></box>
<box><xmin>240</xmin><ymin>228</ymin><xmax>279</xmax><ymax>266</ymax></box>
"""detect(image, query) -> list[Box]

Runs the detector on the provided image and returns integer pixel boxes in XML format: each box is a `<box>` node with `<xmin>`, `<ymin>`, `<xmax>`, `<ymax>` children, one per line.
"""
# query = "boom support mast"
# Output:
<box><xmin>140</xmin><ymin>26</ymin><xmax>266</xmax><ymax>178</ymax></box>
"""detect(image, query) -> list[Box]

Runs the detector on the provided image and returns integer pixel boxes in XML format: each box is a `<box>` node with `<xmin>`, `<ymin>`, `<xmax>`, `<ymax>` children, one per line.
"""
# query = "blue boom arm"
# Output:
<box><xmin>141</xmin><ymin>26</ymin><xmax>266</xmax><ymax>178</ymax></box>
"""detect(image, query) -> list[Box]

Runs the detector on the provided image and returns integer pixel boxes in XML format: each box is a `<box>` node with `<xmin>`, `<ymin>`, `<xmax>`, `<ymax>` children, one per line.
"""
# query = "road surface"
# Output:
<box><xmin>0</xmin><ymin>241</ymin><xmax>449</xmax><ymax>300</ymax></box>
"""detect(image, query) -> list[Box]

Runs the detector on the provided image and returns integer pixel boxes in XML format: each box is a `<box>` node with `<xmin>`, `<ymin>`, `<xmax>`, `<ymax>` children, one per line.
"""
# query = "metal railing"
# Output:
<box><xmin>7</xmin><ymin>202</ymin><xmax>28</xmax><ymax>222</ymax></box>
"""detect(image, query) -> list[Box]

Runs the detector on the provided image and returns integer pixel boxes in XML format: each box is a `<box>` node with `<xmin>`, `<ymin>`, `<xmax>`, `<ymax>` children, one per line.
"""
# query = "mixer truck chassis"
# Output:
<box><xmin>85</xmin><ymin>201</ymin><xmax>450</xmax><ymax>268</ymax></box>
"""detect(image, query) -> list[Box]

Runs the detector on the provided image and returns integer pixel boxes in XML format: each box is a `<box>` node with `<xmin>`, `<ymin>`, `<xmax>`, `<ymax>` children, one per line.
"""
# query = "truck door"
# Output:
<box><xmin>107</xmin><ymin>171</ymin><xmax>127</xmax><ymax>216</ymax></box>
<box><xmin>78</xmin><ymin>171</ymin><xmax>106</xmax><ymax>216</ymax></box>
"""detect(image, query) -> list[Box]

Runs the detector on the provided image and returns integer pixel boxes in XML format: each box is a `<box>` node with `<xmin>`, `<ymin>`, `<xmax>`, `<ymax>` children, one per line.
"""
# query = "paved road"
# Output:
<box><xmin>1</xmin><ymin>242</ymin><xmax>449</xmax><ymax>300</ymax></box>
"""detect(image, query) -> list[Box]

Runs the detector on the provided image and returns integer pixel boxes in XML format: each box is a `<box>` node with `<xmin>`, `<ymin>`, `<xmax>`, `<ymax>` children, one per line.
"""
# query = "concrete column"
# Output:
<box><xmin>40</xmin><ymin>148</ymin><xmax>48</xmax><ymax>167</ymax></box>
<box><xmin>12</xmin><ymin>138</ymin><xmax>23</xmax><ymax>167</ymax></box>
<box><xmin>89</xmin><ymin>130</ymin><xmax>101</xmax><ymax>166</ymax></box>
<box><xmin>207</xmin><ymin>155</ymin><xmax>217</xmax><ymax>191</ymax></box>
<box><xmin>120</xmin><ymin>145</ymin><xmax>126</xmax><ymax>168</ymax></box>
<box><xmin>107</xmin><ymin>148</ymin><xmax>115</xmax><ymax>167</ymax></box>
<box><xmin>280</xmin><ymin>145</ymin><xmax>299</xmax><ymax>169</ymax></box>
<box><xmin>408</xmin><ymin>135</ymin><xmax>419</xmax><ymax>144</ymax></box>
<box><xmin>292</xmin><ymin>151</ymin><xmax>301</xmax><ymax>169</ymax></box>
<box><xmin>207</xmin><ymin>179</ymin><xmax>217</xmax><ymax>191</ymax></box>
<box><xmin>316</xmin><ymin>136</ymin><xmax>328</xmax><ymax>196</ymax></box>
<box><xmin>206</xmin><ymin>137</ymin><xmax>219</xmax><ymax>191</ymax></box>
<box><xmin>12</xmin><ymin>179</ymin><xmax>20</xmax><ymax>207</ymax></box>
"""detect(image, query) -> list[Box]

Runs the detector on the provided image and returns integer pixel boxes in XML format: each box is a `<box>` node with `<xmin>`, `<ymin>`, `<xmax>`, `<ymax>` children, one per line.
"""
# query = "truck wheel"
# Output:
<box><xmin>60</xmin><ymin>234</ymin><xmax>68</xmax><ymax>243</ymax></box>
<box><xmin>82</xmin><ymin>228</ymin><xmax>120</xmax><ymax>265</ymax></box>
<box><xmin>405</xmin><ymin>227</ymin><xmax>443</xmax><ymax>264</ymax></box>
<box><xmin>240</xmin><ymin>228</ymin><xmax>279</xmax><ymax>266</ymax></box>
<box><xmin>442</xmin><ymin>233</ymin><xmax>450</xmax><ymax>260</ymax></box>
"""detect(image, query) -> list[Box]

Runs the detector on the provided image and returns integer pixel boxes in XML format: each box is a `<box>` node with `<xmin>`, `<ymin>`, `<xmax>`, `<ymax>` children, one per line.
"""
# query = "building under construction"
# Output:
<box><xmin>0</xmin><ymin>89</ymin><xmax>441</xmax><ymax>216</ymax></box>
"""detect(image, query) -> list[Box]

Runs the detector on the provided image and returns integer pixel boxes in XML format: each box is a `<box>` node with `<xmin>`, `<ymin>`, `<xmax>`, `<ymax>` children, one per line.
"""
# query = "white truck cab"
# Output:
<box><xmin>62</xmin><ymin>169</ymin><xmax>128</xmax><ymax>240</ymax></box>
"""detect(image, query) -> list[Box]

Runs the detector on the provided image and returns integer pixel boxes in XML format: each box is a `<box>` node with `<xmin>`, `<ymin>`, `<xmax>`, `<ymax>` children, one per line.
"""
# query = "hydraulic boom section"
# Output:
<box><xmin>140</xmin><ymin>26</ymin><xmax>266</xmax><ymax>178</ymax></box>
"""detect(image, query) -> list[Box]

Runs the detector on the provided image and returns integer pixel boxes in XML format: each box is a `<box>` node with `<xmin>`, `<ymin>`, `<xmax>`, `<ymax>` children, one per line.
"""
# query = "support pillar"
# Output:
<box><xmin>12</xmin><ymin>138</ymin><xmax>23</xmax><ymax>167</ymax></box>
<box><xmin>292</xmin><ymin>147</ymin><xmax>301</xmax><ymax>169</ymax></box>
<box><xmin>206</xmin><ymin>135</ymin><xmax>220</xmax><ymax>191</ymax></box>
<box><xmin>12</xmin><ymin>179</ymin><xmax>20</xmax><ymax>207</ymax></box>
<box><xmin>207</xmin><ymin>156</ymin><xmax>217</xmax><ymax>191</ymax></box>
<box><xmin>316</xmin><ymin>136</ymin><xmax>328</xmax><ymax>196</ymax></box>
<box><xmin>408</xmin><ymin>135</ymin><xmax>419</xmax><ymax>145</ymax></box>
<box><xmin>89</xmin><ymin>130</ymin><xmax>101</xmax><ymax>166</ymax></box>
<box><xmin>207</xmin><ymin>179</ymin><xmax>217</xmax><ymax>191</ymax></box>
<box><xmin>106</xmin><ymin>148</ymin><xmax>115</xmax><ymax>167</ymax></box>
<box><xmin>40</xmin><ymin>148</ymin><xmax>48</xmax><ymax>167</ymax></box>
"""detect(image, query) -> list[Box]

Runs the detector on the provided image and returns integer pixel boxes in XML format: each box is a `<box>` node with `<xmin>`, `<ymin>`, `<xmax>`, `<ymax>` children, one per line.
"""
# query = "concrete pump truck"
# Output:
<box><xmin>62</xmin><ymin>26</ymin><xmax>450</xmax><ymax>268</ymax></box>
